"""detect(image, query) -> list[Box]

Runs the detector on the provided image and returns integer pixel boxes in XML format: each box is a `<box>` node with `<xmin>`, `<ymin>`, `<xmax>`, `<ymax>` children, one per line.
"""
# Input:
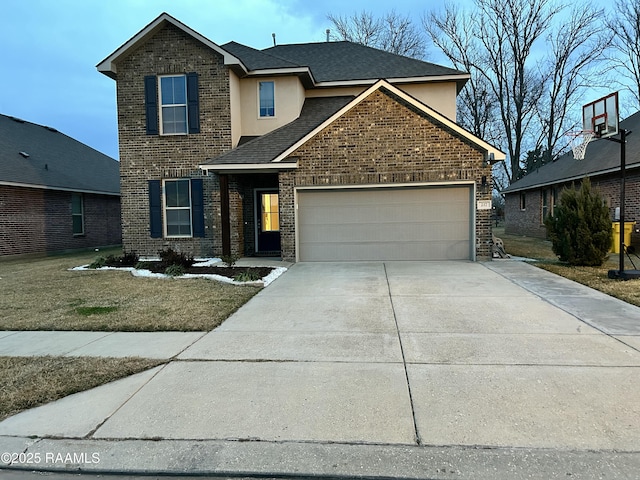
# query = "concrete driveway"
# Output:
<box><xmin>2</xmin><ymin>261</ymin><xmax>640</xmax><ymax>478</ymax></box>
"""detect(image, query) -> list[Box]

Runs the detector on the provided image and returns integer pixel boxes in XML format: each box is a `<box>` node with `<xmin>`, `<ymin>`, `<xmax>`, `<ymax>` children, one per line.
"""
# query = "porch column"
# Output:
<box><xmin>219</xmin><ymin>174</ymin><xmax>231</xmax><ymax>256</ymax></box>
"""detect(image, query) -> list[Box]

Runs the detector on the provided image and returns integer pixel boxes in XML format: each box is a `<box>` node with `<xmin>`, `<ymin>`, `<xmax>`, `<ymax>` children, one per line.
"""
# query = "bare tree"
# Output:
<box><xmin>327</xmin><ymin>10</ymin><xmax>427</xmax><ymax>59</ymax></box>
<box><xmin>426</xmin><ymin>0</ymin><xmax>605</xmax><ymax>183</ymax></box>
<box><xmin>536</xmin><ymin>4</ymin><xmax>608</xmax><ymax>161</ymax></box>
<box><xmin>606</xmin><ymin>0</ymin><xmax>640</xmax><ymax>112</ymax></box>
<box><xmin>424</xmin><ymin>5</ymin><xmax>500</xmax><ymax>144</ymax></box>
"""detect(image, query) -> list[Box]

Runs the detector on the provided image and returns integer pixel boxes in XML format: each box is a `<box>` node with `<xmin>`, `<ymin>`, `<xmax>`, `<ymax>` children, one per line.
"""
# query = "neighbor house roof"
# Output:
<box><xmin>201</xmin><ymin>80</ymin><xmax>505</xmax><ymax>172</ymax></box>
<box><xmin>503</xmin><ymin>111</ymin><xmax>640</xmax><ymax>194</ymax></box>
<box><xmin>0</xmin><ymin>114</ymin><xmax>120</xmax><ymax>195</ymax></box>
<box><xmin>97</xmin><ymin>13</ymin><xmax>469</xmax><ymax>91</ymax></box>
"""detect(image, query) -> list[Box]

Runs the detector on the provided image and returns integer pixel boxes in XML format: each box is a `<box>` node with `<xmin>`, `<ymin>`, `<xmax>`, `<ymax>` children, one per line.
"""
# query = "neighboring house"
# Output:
<box><xmin>503</xmin><ymin>111</ymin><xmax>640</xmax><ymax>239</ymax></box>
<box><xmin>97</xmin><ymin>12</ymin><xmax>505</xmax><ymax>262</ymax></box>
<box><xmin>0</xmin><ymin>114</ymin><xmax>121</xmax><ymax>256</ymax></box>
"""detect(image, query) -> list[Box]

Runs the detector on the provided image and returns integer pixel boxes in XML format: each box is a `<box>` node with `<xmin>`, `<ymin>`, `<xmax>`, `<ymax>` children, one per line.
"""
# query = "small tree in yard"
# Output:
<box><xmin>545</xmin><ymin>179</ymin><xmax>612</xmax><ymax>266</ymax></box>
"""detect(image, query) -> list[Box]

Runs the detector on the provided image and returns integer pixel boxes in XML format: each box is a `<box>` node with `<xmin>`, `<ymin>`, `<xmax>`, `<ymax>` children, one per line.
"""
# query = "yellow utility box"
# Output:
<box><xmin>611</xmin><ymin>222</ymin><xmax>636</xmax><ymax>253</ymax></box>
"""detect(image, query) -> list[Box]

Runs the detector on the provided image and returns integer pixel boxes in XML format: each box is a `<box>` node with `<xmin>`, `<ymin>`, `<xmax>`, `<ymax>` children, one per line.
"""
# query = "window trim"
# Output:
<box><xmin>258</xmin><ymin>80</ymin><xmax>276</xmax><ymax>118</ymax></box>
<box><xmin>72</xmin><ymin>193</ymin><xmax>84</xmax><ymax>236</ymax></box>
<box><xmin>159</xmin><ymin>74</ymin><xmax>188</xmax><ymax>135</ymax></box>
<box><xmin>163</xmin><ymin>179</ymin><xmax>193</xmax><ymax>238</ymax></box>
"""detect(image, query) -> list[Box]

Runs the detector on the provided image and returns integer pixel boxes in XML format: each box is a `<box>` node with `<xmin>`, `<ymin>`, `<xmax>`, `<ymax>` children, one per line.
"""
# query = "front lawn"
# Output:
<box><xmin>0</xmin><ymin>248</ymin><xmax>260</xmax><ymax>331</ymax></box>
<box><xmin>0</xmin><ymin>356</ymin><xmax>163</xmax><ymax>421</ymax></box>
<box><xmin>494</xmin><ymin>227</ymin><xmax>640</xmax><ymax>307</ymax></box>
<box><xmin>0</xmin><ymin>248</ymin><xmax>263</xmax><ymax>422</ymax></box>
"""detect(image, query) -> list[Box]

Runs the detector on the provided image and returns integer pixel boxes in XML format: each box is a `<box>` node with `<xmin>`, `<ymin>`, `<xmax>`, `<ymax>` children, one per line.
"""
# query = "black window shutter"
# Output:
<box><xmin>148</xmin><ymin>180</ymin><xmax>162</xmax><ymax>238</ymax></box>
<box><xmin>191</xmin><ymin>178</ymin><xmax>205</xmax><ymax>237</ymax></box>
<box><xmin>144</xmin><ymin>76</ymin><xmax>159</xmax><ymax>135</ymax></box>
<box><xmin>186</xmin><ymin>72</ymin><xmax>200</xmax><ymax>134</ymax></box>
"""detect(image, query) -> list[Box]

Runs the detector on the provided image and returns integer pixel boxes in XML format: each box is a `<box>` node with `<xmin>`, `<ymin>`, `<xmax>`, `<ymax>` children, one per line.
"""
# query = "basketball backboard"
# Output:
<box><xmin>583</xmin><ymin>92</ymin><xmax>619</xmax><ymax>138</ymax></box>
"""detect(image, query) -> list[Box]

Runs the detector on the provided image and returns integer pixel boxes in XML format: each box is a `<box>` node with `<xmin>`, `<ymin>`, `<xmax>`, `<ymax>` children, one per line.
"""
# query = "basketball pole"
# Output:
<box><xmin>619</xmin><ymin>128</ymin><xmax>626</xmax><ymax>276</ymax></box>
<box><xmin>607</xmin><ymin>128</ymin><xmax>639</xmax><ymax>279</ymax></box>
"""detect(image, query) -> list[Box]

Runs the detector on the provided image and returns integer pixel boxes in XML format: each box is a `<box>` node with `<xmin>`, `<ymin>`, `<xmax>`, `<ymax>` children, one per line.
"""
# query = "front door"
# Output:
<box><xmin>255</xmin><ymin>190</ymin><xmax>281</xmax><ymax>254</ymax></box>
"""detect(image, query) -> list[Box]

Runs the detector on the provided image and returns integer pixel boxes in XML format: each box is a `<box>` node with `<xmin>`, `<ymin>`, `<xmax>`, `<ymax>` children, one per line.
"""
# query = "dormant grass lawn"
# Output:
<box><xmin>0</xmin><ymin>248</ymin><xmax>261</xmax><ymax>421</ymax></box>
<box><xmin>494</xmin><ymin>227</ymin><xmax>640</xmax><ymax>307</ymax></box>
<box><xmin>0</xmin><ymin>356</ymin><xmax>164</xmax><ymax>421</ymax></box>
<box><xmin>0</xmin><ymin>247</ymin><xmax>260</xmax><ymax>331</ymax></box>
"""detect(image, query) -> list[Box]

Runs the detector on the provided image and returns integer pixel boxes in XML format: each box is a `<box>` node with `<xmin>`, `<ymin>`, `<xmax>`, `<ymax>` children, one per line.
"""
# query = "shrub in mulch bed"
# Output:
<box><xmin>89</xmin><ymin>248</ymin><xmax>274</xmax><ymax>280</ymax></box>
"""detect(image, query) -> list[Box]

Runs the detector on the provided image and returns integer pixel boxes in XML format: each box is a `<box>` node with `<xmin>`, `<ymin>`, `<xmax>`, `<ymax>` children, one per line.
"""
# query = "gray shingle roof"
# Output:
<box><xmin>0</xmin><ymin>114</ymin><xmax>120</xmax><ymax>195</ymax></box>
<box><xmin>221</xmin><ymin>41</ymin><xmax>300</xmax><ymax>71</ymax></box>
<box><xmin>262</xmin><ymin>42</ymin><xmax>465</xmax><ymax>83</ymax></box>
<box><xmin>503</xmin><ymin>111</ymin><xmax>640</xmax><ymax>194</ymax></box>
<box><xmin>203</xmin><ymin>96</ymin><xmax>353</xmax><ymax>166</ymax></box>
<box><xmin>221</xmin><ymin>40</ymin><xmax>467</xmax><ymax>84</ymax></box>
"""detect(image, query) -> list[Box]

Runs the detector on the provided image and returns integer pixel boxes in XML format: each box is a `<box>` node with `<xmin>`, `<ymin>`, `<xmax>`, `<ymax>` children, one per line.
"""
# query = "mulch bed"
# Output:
<box><xmin>144</xmin><ymin>263</ymin><xmax>274</xmax><ymax>279</ymax></box>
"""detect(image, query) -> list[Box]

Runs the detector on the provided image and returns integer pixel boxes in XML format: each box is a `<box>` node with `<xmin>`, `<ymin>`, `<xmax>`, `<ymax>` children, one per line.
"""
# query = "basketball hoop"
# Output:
<box><xmin>566</xmin><ymin>130</ymin><xmax>594</xmax><ymax>160</ymax></box>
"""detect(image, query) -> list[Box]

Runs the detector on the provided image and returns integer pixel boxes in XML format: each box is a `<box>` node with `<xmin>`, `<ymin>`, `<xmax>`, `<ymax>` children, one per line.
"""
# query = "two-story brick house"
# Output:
<box><xmin>97</xmin><ymin>13</ymin><xmax>504</xmax><ymax>262</ymax></box>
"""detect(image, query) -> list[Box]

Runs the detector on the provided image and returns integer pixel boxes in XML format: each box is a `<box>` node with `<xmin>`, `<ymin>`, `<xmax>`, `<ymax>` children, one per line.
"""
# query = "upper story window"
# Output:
<box><xmin>259</xmin><ymin>81</ymin><xmax>275</xmax><ymax>118</ymax></box>
<box><xmin>160</xmin><ymin>75</ymin><xmax>188</xmax><ymax>134</ymax></box>
<box><xmin>144</xmin><ymin>73</ymin><xmax>200</xmax><ymax>136</ymax></box>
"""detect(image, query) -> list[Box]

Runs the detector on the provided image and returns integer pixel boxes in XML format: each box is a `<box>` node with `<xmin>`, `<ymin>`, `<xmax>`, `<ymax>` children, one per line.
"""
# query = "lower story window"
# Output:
<box><xmin>72</xmin><ymin>193</ymin><xmax>84</xmax><ymax>235</ymax></box>
<box><xmin>164</xmin><ymin>179</ymin><xmax>192</xmax><ymax>237</ymax></box>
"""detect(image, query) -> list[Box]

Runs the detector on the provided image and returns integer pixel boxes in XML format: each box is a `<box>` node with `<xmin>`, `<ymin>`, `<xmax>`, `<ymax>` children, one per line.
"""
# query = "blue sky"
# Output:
<box><xmin>3</xmin><ymin>0</ymin><xmax>621</xmax><ymax>161</ymax></box>
<box><xmin>1</xmin><ymin>0</ymin><xmax>450</xmax><ymax>159</ymax></box>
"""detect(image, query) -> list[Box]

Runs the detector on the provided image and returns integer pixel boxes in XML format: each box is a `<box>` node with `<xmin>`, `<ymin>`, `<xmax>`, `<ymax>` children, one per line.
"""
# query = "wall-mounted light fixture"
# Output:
<box><xmin>480</xmin><ymin>175</ymin><xmax>490</xmax><ymax>194</ymax></box>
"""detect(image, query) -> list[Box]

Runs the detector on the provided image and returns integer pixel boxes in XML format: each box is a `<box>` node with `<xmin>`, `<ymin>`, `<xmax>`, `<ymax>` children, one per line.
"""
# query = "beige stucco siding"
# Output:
<box><xmin>239</xmin><ymin>76</ymin><xmax>305</xmax><ymax>136</ymax></box>
<box><xmin>229</xmin><ymin>71</ymin><xmax>242</xmax><ymax>147</ymax></box>
<box><xmin>305</xmin><ymin>82</ymin><xmax>458</xmax><ymax>120</ymax></box>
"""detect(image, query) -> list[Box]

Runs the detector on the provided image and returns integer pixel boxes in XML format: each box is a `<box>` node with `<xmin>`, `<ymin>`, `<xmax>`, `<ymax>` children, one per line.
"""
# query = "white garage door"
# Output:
<box><xmin>297</xmin><ymin>186</ymin><xmax>473</xmax><ymax>261</ymax></box>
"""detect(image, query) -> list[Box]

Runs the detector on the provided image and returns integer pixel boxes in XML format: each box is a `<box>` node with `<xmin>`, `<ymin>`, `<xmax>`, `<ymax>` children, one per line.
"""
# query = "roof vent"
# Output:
<box><xmin>9</xmin><ymin>116</ymin><xmax>26</xmax><ymax>123</ymax></box>
<box><xmin>19</xmin><ymin>151</ymin><xmax>30</xmax><ymax>158</ymax></box>
<box><xmin>45</xmin><ymin>126</ymin><xmax>58</xmax><ymax>133</ymax></box>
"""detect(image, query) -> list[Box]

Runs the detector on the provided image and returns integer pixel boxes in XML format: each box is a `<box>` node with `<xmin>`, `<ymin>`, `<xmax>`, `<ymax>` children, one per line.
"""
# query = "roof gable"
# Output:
<box><xmin>0</xmin><ymin>114</ymin><xmax>120</xmax><ymax>195</ymax></box>
<box><xmin>273</xmin><ymin>80</ymin><xmax>505</xmax><ymax>163</ymax></box>
<box><xmin>98</xmin><ymin>14</ymin><xmax>469</xmax><ymax>89</ymax></box>
<box><xmin>202</xmin><ymin>80</ymin><xmax>505</xmax><ymax>171</ymax></box>
<box><xmin>97</xmin><ymin>12</ymin><xmax>245</xmax><ymax>79</ymax></box>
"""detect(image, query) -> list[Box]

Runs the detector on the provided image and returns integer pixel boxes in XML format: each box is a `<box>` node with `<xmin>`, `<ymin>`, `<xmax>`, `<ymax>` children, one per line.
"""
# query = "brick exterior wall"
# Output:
<box><xmin>505</xmin><ymin>169</ymin><xmax>640</xmax><ymax>239</ymax></box>
<box><xmin>115</xmin><ymin>23</ymin><xmax>231</xmax><ymax>257</ymax></box>
<box><xmin>278</xmin><ymin>89</ymin><xmax>493</xmax><ymax>262</ymax></box>
<box><xmin>113</xmin><ymin>26</ymin><xmax>494</xmax><ymax>261</ymax></box>
<box><xmin>504</xmin><ymin>189</ymin><xmax>546</xmax><ymax>238</ymax></box>
<box><xmin>0</xmin><ymin>185</ymin><xmax>121</xmax><ymax>256</ymax></box>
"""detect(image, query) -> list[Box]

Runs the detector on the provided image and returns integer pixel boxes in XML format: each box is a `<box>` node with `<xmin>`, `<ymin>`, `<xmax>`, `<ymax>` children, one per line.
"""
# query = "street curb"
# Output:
<box><xmin>2</xmin><ymin>437</ymin><xmax>639</xmax><ymax>479</ymax></box>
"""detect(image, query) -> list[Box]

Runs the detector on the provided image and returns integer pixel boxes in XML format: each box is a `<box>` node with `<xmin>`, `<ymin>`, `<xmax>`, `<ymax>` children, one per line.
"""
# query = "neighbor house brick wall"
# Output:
<box><xmin>0</xmin><ymin>185</ymin><xmax>121</xmax><ymax>256</ymax></box>
<box><xmin>505</xmin><ymin>169</ymin><xmax>640</xmax><ymax>239</ymax></box>
<box><xmin>592</xmin><ymin>170</ymin><xmax>640</xmax><ymax>223</ymax></box>
<box><xmin>505</xmin><ymin>190</ymin><xmax>546</xmax><ymax>238</ymax></box>
<box><xmin>115</xmin><ymin>23</ymin><xmax>232</xmax><ymax>257</ymax></box>
<box><xmin>279</xmin><ymin>89</ymin><xmax>493</xmax><ymax>261</ymax></box>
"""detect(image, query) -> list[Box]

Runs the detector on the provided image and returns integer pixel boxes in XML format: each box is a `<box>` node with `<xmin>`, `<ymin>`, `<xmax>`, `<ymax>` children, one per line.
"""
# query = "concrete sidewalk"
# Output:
<box><xmin>1</xmin><ymin>260</ymin><xmax>640</xmax><ymax>479</ymax></box>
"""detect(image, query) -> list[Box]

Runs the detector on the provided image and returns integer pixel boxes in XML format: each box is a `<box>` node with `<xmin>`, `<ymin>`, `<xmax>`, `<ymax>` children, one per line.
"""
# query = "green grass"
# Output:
<box><xmin>74</xmin><ymin>306</ymin><xmax>119</xmax><ymax>316</ymax></box>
